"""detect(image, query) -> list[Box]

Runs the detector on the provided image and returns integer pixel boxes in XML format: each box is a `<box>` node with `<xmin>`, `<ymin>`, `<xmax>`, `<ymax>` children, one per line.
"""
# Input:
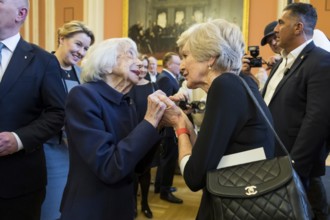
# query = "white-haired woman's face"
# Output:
<box><xmin>112</xmin><ymin>47</ymin><xmax>141</xmax><ymax>84</ymax></box>
<box><xmin>180</xmin><ymin>44</ymin><xmax>208</xmax><ymax>89</ymax></box>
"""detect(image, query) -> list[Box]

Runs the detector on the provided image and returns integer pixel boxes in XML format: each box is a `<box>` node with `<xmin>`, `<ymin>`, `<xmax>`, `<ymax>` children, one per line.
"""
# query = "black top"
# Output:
<box><xmin>183</xmin><ymin>73</ymin><xmax>275</xmax><ymax>220</ymax></box>
<box><xmin>61</xmin><ymin>68</ymin><xmax>79</xmax><ymax>93</ymax></box>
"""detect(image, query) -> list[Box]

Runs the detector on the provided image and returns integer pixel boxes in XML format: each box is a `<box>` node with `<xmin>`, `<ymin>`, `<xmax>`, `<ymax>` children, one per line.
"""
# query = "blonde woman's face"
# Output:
<box><xmin>138</xmin><ymin>59</ymin><xmax>148</xmax><ymax>79</ymax></box>
<box><xmin>180</xmin><ymin>44</ymin><xmax>208</xmax><ymax>89</ymax></box>
<box><xmin>59</xmin><ymin>32</ymin><xmax>92</xmax><ymax>66</ymax></box>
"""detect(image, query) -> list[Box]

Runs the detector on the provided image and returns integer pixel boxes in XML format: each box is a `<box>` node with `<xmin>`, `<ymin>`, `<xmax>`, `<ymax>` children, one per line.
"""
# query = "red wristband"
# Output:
<box><xmin>176</xmin><ymin>128</ymin><xmax>190</xmax><ymax>137</ymax></box>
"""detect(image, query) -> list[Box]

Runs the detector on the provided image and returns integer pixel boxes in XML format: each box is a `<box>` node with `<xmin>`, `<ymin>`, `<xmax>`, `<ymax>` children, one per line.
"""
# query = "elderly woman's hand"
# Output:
<box><xmin>144</xmin><ymin>90</ymin><xmax>167</xmax><ymax>128</ymax></box>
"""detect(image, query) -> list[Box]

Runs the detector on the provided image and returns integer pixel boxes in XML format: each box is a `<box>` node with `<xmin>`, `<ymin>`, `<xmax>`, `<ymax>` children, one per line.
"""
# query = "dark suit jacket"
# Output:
<box><xmin>60</xmin><ymin>80</ymin><xmax>161</xmax><ymax>220</ymax></box>
<box><xmin>0</xmin><ymin>38</ymin><xmax>66</xmax><ymax>198</ymax></box>
<box><xmin>157</xmin><ymin>70</ymin><xmax>179</xmax><ymax>96</ymax></box>
<box><xmin>262</xmin><ymin>41</ymin><xmax>330</xmax><ymax>178</ymax></box>
<box><xmin>157</xmin><ymin>70</ymin><xmax>180</xmax><ymax>138</ymax></box>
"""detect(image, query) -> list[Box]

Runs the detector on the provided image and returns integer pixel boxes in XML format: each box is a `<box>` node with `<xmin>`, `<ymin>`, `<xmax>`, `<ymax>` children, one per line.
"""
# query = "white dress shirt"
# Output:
<box><xmin>0</xmin><ymin>33</ymin><xmax>20</xmax><ymax>81</ymax></box>
<box><xmin>264</xmin><ymin>39</ymin><xmax>312</xmax><ymax>105</ymax></box>
<box><xmin>148</xmin><ymin>72</ymin><xmax>157</xmax><ymax>83</ymax></box>
<box><xmin>0</xmin><ymin>33</ymin><xmax>23</xmax><ymax>151</ymax></box>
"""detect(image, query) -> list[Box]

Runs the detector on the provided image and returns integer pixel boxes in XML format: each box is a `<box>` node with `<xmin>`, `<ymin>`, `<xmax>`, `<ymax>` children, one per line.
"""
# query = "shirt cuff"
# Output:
<box><xmin>179</xmin><ymin>155</ymin><xmax>191</xmax><ymax>176</ymax></box>
<box><xmin>12</xmin><ymin>132</ymin><xmax>23</xmax><ymax>151</ymax></box>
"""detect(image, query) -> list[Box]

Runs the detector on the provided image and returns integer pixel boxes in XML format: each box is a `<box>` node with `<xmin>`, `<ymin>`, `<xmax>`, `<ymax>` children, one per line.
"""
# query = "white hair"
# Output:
<box><xmin>81</xmin><ymin>38</ymin><xmax>137</xmax><ymax>83</ymax></box>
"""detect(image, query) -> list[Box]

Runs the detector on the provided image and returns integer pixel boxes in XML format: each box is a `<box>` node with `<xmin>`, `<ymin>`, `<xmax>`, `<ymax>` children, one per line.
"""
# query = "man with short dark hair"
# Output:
<box><xmin>262</xmin><ymin>3</ymin><xmax>330</xmax><ymax>219</ymax></box>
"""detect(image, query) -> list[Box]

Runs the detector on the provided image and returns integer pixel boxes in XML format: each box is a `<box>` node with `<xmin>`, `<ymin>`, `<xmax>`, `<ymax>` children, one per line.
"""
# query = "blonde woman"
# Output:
<box><xmin>160</xmin><ymin>19</ymin><xmax>275</xmax><ymax>219</ymax></box>
<box><xmin>41</xmin><ymin>20</ymin><xmax>94</xmax><ymax>220</ymax></box>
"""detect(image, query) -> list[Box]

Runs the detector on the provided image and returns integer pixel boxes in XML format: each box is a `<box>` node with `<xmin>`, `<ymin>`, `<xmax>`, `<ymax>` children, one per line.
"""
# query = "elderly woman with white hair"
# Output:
<box><xmin>59</xmin><ymin>38</ymin><xmax>167</xmax><ymax>220</ymax></box>
<box><xmin>160</xmin><ymin>19</ymin><xmax>275</xmax><ymax>219</ymax></box>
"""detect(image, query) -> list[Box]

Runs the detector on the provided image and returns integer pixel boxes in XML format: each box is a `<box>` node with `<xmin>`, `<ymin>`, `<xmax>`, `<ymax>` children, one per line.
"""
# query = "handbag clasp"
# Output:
<box><xmin>245</xmin><ymin>186</ymin><xmax>258</xmax><ymax>195</ymax></box>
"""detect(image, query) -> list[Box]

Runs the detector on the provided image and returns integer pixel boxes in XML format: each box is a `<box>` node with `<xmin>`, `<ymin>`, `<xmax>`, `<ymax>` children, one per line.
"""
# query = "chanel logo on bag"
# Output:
<box><xmin>245</xmin><ymin>186</ymin><xmax>258</xmax><ymax>195</ymax></box>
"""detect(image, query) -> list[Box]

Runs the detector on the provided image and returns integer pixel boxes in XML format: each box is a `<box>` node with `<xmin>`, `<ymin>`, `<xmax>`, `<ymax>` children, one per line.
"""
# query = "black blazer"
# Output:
<box><xmin>262</xmin><ymin>41</ymin><xmax>330</xmax><ymax>178</ymax></box>
<box><xmin>183</xmin><ymin>73</ymin><xmax>275</xmax><ymax>220</ymax></box>
<box><xmin>0</xmin><ymin>38</ymin><xmax>66</xmax><ymax>198</ymax></box>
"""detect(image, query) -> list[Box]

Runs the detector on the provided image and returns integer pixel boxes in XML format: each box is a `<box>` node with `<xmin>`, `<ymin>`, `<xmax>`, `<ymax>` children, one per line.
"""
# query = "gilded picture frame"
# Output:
<box><xmin>124</xmin><ymin>0</ymin><xmax>249</xmax><ymax>59</ymax></box>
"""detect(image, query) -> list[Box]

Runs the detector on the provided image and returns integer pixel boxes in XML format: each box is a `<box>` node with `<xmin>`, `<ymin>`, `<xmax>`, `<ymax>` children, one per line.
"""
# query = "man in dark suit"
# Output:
<box><xmin>145</xmin><ymin>56</ymin><xmax>159</xmax><ymax>82</ymax></box>
<box><xmin>156</xmin><ymin>52</ymin><xmax>183</xmax><ymax>203</ymax></box>
<box><xmin>262</xmin><ymin>3</ymin><xmax>330</xmax><ymax>219</ymax></box>
<box><xmin>0</xmin><ymin>1</ymin><xmax>66</xmax><ymax>219</ymax></box>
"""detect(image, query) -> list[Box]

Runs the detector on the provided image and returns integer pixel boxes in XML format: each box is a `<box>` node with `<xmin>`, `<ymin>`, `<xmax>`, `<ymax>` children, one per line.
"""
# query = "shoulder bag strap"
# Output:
<box><xmin>238</xmin><ymin>76</ymin><xmax>291</xmax><ymax>160</ymax></box>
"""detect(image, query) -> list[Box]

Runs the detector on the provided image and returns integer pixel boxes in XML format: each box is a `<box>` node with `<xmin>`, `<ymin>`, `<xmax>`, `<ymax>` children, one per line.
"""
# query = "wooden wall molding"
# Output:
<box><xmin>32</xmin><ymin>0</ymin><xmax>39</xmax><ymax>44</ymax></box>
<box><xmin>84</xmin><ymin>0</ymin><xmax>104</xmax><ymax>44</ymax></box>
<box><xmin>45</xmin><ymin>0</ymin><xmax>55</xmax><ymax>51</ymax></box>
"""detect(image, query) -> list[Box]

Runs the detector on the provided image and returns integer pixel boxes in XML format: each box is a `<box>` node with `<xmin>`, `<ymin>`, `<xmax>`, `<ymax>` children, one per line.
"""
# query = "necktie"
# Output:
<box><xmin>0</xmin><ymin>42</ymin><xmax>4</xmax><ymax>66</ymax></box>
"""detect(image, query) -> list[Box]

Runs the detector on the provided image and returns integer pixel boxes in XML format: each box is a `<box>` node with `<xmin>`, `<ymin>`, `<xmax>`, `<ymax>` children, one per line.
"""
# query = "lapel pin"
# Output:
<box><xmin>24</xmin><ymin>56</ymin><xmax>27</xmax><ymax>59</ymax></box>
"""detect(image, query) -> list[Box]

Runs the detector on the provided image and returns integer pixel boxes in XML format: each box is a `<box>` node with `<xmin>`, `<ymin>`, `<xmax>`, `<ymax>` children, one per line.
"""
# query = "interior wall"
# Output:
<box><xmin>248</xmin><ymin>0</ymin><xmax>278</xmax><ymax>66</ymax></box>
<box><xmin>54</xmin><ymin>0</ymin><xmax>84</xmax><ymax>50</ymax></box>
<box><xmin>104</xmin><ymin>1</ymin><xmax>126</xmax><ymax>38</ymax></box>
<box><xmin>310</xmin><ymin>0</ymin><xmax>330</xmax><ymax>37</ymax></box>
<box><xmin>22</xmin><ymin>0</ymin><xmax>328</xmax><ymax>55</ymax></box>
<box><xmin>39</xmin><ymin>0</ymin><xmax>46</xmax><ymax>49</ymax></box>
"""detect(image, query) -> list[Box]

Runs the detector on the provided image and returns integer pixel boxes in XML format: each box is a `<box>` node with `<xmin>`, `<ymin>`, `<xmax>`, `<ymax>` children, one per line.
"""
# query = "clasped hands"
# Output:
<box><xmin>144</xmin><ymin>90</ymin><xmax>188</xmax><ymax>130</ymax></box>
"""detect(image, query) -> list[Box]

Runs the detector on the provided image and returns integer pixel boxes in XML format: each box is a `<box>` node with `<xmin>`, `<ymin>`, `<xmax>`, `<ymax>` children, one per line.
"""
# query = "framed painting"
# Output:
<box><xmin>126</xmin><ymin>0</ymin><xmax>249</xmax><ymax>59</ymax></box>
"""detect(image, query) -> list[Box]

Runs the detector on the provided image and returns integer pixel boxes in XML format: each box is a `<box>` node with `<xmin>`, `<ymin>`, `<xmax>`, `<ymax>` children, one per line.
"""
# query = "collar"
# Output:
<box><xmin>280</xmin><ymin>39</ymin><xmax>312</xmax><ymax>68</ymax></box>
<box><xmin>87</xmin><ymin>80</ymin><xmax>127</xmax><ymax>105</ymax></box>
<box><xmin>1</xmin><ymin>33</ymin><xmax>20</xmax><ymax>53</ymax></box>
<box><xmin>149</xmin><ymin>71</ymin><xmax>157</xmax><ymax>76</ymax></box>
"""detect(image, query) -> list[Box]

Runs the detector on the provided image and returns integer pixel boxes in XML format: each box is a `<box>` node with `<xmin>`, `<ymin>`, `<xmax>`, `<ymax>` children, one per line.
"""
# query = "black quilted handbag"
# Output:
<box><xmin>205</xmin><ymin>76</ymin><xmax>313</xmax><ymax>220</ymax></box>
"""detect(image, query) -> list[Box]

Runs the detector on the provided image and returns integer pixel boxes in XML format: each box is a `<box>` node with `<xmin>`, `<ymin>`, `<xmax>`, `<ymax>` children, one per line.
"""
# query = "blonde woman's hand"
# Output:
<box><xmin>170</xmin><ymin>90</ymin><xmax>188</xmax><ymax>102</ymax></box>
<box><xmin>144</xmin><ymin>90</ymin><xmax>167</xmax><ymax>128</ymax></box>
<box><xmin>158</xmin><ymin>95</ymin><xmax>186</xmax><ymax>129</ymax></box>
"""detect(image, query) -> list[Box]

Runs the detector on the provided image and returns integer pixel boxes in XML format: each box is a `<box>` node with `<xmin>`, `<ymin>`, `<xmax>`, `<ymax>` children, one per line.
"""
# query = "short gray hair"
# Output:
<box><xmin>81</xmin><ymin>38</ymin><xmax>138</xmax><ymax>83</ymax></box>
<box><xmin>177</xmin><ymin>19</ymin><xmax>244</xmax><ymax>74</ymax></box>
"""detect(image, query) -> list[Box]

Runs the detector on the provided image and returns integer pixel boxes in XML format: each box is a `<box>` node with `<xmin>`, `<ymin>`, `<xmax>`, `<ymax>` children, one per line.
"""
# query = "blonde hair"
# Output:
<box><xmin>177</xmin><ymin>19</ymin><xmax>244</xmax><ymax>74</ymax></box>
<box><xmin>57</xmin><ymin>20</ymin><xmax>95</xmax><ymax>47</ymax></box>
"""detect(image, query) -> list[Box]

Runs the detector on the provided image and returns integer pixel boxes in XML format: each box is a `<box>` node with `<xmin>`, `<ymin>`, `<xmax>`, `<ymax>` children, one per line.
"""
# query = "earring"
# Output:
<box><xmin>208</xmin><ymin>65</ymin><xmax>212</xmax><ymax>70</ymax></box>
